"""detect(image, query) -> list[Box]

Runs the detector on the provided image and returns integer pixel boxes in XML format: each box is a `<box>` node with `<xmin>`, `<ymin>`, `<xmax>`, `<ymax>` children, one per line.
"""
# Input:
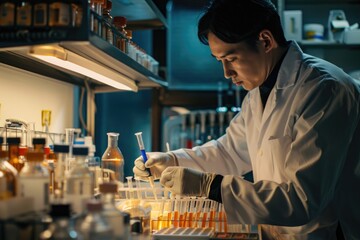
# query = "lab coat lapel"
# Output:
<box><xmin>249</xmin><ymin>88</ymin><xmax>263</xmax><ymax>131</ymax></box>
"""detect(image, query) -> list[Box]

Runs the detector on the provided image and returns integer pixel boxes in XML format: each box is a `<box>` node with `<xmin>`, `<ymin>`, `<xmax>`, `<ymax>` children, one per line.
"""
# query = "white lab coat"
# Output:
<box><xmin>171</xmin><ymin>41</ymin><xmax>360</xmax><ymax>239</ymax></box>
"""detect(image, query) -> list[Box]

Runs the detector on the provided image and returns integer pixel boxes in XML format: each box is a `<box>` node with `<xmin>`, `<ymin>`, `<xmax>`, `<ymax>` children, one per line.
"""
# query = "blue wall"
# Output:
<box><xmin>94</xmin><ymin>29</ymin><xmax>154</xmax><ymax>178</ymax></box>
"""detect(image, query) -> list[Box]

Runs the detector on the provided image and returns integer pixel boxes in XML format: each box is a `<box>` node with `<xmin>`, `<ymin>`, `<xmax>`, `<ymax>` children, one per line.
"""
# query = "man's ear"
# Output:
<box><xmin>259</xmin><ymin>30</ymin><xmax>276</xmax><ymax>53</ymax></box>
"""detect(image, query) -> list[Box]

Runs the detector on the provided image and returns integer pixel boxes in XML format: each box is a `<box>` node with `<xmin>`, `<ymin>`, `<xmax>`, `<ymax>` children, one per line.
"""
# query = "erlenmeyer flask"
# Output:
<box><xmin>101</xmin><ymin>132</ymin><xmax>124</xmax><ymax>183</ymax></box>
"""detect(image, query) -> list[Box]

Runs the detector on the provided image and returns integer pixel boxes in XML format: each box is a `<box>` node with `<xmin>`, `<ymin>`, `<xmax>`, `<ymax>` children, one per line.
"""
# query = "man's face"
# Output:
<box><xmin>208</xmin><ymin>31</ymin><xmax>269</xmax><ymax>91</ymax></box>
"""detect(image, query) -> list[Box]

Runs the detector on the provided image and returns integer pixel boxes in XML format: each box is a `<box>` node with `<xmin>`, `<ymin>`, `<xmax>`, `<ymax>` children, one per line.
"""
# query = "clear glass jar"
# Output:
<box><xmin>20</xmin><ymin>151</ymin><xmax>49</xmax><ymax>212</ymax></box>
<box><xmin>39</xmin><ymin>203</ymin><xmax>81</xmax><ymax>240</ymax></box>
<box><xmin>65</xmin><ymin>146</ymin><xmax>93</xmax><ymax>214</ymax></box>
<box><xmin>101</xmin><ymin>132</ymin><xmax>124</xmax><ymax>183</ymax></box>
<box><xmin>99</xmin><ymin>182</ymin><xmax>125</xmax><ymax>240</ymax></box>
<box><xmin>79</xmin><ymin>199</ymin><xmax>113</xmax><ymax>240</ymax></box>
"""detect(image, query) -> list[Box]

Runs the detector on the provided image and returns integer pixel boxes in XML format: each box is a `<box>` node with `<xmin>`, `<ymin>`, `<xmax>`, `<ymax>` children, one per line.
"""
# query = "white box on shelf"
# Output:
<box><xmin>283</xmin><ymin>10</ymin><xmax>303</xmax><ymax>42</ymax></box>
<box><xmin>343</xmin><ymin>29</ymin><xmax>360</xmax><ymax>44</ymax></box>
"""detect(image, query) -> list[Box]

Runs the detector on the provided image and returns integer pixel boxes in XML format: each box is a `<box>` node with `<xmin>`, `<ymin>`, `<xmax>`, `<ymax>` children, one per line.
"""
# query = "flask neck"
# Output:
<box><xmin>107</xmin><ymin>136</ymin><xmax>118</xmax><ymax>148</ymax></box>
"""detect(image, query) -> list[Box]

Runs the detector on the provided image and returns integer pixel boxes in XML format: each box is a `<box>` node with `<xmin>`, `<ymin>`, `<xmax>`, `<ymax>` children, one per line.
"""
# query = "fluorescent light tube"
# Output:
<box><xmin>29</xmin><ymin>45</ymin><xmax>138</xmax><ymax>92</ymax></box>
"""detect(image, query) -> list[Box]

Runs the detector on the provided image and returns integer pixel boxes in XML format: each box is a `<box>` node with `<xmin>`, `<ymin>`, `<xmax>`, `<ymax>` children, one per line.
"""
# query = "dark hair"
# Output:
<box><xmin>198</xmin><ymin>0</ymin><xmax>287</xmax><ymax>48</ymax></box>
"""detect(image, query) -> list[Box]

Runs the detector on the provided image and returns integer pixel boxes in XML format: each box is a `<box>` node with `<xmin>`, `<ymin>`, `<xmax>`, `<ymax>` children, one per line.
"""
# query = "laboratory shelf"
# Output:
<box><xmin>112</xmin><ymin>0</ymin><xmax>168</xmax><ymax>30</ymax></box>
<box><xmin>0</xmin><ymin>0</ymin><xmax>167</xmax><ymax>93</ymax></box>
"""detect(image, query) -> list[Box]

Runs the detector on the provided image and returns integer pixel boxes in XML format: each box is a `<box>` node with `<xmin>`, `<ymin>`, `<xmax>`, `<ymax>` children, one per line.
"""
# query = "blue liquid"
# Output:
<box><xmin>140</xmin><ymin>149</ymin><xmax>152</xmax><ymax>176</ymax></box>
<box><xmin>141</xmin><ymin>149</ymin><xmax>148</xmax><ymax>163</ymax></box>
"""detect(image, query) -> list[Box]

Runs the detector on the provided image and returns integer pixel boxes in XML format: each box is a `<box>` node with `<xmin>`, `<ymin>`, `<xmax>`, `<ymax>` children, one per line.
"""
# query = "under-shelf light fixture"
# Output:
<box><xmin>29</xmin><ymin>45</ymin><xmax>138</xmax><ymax>92</ymax></box>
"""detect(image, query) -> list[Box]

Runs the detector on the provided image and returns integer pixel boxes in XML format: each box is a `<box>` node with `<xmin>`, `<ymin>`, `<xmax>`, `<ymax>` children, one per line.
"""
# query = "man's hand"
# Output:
<box><xmin>133</xmin><ymin>152</ymin><xmax>177</xmax><ymax>180</ymax></box>
<box><xmin>160</xmin><ymin>167</ymin><xmax>217</xmax><ymax>197</ymax></box>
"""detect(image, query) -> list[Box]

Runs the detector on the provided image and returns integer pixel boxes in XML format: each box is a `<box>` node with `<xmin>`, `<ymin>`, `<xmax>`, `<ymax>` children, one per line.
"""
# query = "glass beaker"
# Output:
<box><xmin>101</xmin><ymin>132</ymin><xmax>124</xmax><ymax>183</ymax></box>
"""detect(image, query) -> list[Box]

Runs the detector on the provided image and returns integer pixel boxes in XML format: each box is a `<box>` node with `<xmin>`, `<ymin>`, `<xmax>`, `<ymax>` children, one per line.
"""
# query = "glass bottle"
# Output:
<box><xmin>71</xmin><ymin>0</ymin><xmax>83</xmax><ymax>27</ymax></box>
<box><xmin>0</xmin><ymin>137</ymin><xmax>18</xmax><ymax>200</ymax></box>
<box><xmin>101</xmin><ymin>132</ymin><xmax>124</xmax><ymax>183</ymax></box>
<box><xmin>49</xmin><ymin>1</ymin><xmax>70</xmax><ymax>27</ymax></box>
<box><xmin>65</xmin><ymin>146</ymin><xmax>93</xmax><ymax>214</ymax></box>
<box><xmin>0</xmin><ymin>2</ymin><xmax>15</xmax><ymax>27</ymax></box>
<box><xmin>113</xmin><ymin>16</ymin><xmax>127</xmax><ymax>52</ymax></box>
<box><xmin>79</xmin><ymin>199</ymin><xmax>113</xmax><ymax>240</ymax></box>
<box><xmin>40</xmin><ymin>203</ymin><xmax>80</xmax><ymax>240</ymax></box>
<box><xmin>47</xmin><ymin>152</ymin><xmax>57</xmax><ymax>196</ymax></box>
<box><xmin>33</xmin><ymin>1</ymin><xmax>47</xmax><ymax>27</ymax></box>
<box><xmin>102</xmin><ymin>0</ymin><xmax>113</xmax><ymax>44</ymax></box>
<box><xmin>20</xmin><ymin>151</ymin><xmax>50</xmax><ymax>212</ymax></box>
<box><xmin>53</xmin><ymin>144</ymin><xmax>70</xmax><ymax>199</ymax></box>
<box><xmin>16</xmin><ymin>1</ymin><xmax>32</xmax><ymax>27</ymax></box>
<box><xmin>99</xmin><ymin>182</ymin><xmax>124</xmax><ymax>240</ymax></box>
<box><xmin>7</xmin><ymin>137</ymin><xmax>24</xmax><ymax>172</ymax></box>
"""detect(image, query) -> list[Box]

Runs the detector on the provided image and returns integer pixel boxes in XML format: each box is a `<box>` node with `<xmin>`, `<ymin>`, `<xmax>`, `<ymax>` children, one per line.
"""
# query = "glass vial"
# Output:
<box><xmin>33</xmin><ymin>1</ymin><xmax>47</xmax><ymax>27</ymax></box>
<box><xmin>101</xmin><ymin>132</ymin><xmax>124</xmax><ymax>183</ymax></box>
<box><xmin>0</xmin><ymin>2</ymin><xmax>15</xmax><ymax>26</ymax></box>
<box><xmin>40</xmin><ymin>203</ymin><xmax>81</xmax><ymax>240</ymax></box>
<box><xmin>49</xmin><ymin>1</ymin><xmax>70</xmax><ymax>27</ymax></box>
<box><xmin>16</xmin><ymin>1</ymin><xmax>32</xmax><ymax>26</ymax></box>
<box><xmin>0</xmin><ymin>137</ymin><xmax>18</xmax><ymax>200</ymax></box>
<box><xmin>20</xmin><ymin>151</ymin><xmax>50</xmax><ymax>212</ymax></box>
<box><xmin>65</xmin><ymin>147</ymin><xmax>93</xmax><ymax>214</ymax></box>
<box><xmin>102</xmin><ymin>0</ymin><xmax>113</xmax><ymax>44</ymax></box>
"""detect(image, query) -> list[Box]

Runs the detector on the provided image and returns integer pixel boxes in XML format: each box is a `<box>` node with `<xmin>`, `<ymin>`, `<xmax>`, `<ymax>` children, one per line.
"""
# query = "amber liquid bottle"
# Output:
<box><xmin>0</xmin><ymin>137</ymin><xmax>18</xmax><ymax>200</ymax></box>
<box><xmin>7</xmin><ymin>137</ymin><xmax>24</xmax><ymax>172</ymax></box>
<box><xmin>101</xmin><ymin>132</ymin><xmax>124</xmax><ymax>183</ymax></box>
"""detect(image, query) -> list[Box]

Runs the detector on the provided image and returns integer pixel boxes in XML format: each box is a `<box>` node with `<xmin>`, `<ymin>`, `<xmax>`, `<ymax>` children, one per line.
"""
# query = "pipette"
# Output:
<box><xmin>134</xmin><ymin>132</ymin><xmax>156</xmax><ymax>198</ymax></box>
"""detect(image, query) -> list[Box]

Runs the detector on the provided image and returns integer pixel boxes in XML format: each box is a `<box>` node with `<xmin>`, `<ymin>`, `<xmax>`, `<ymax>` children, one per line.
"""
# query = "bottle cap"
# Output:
<box><xmin>113</xmin><ymin>16</ymin><xmax>127</xmax><ymax>26</ymax></box>
<box><xmin>0</xmin><ymin>137</ymin><xmax>3</xmax><ymax>144</ymax></box>
<box><xmin>53</xmin><ymin>144</ymin><xmax>70</xmax><ymax>153</ymax></box>
<box><xmin>44</xmin><ymin>146</ymin><xmax>51</xmax><ymax>156</ymax></box>
<box><xmin>86</xmin><ymin>200</ymin><xmax>103</xmax><ymax>212</ymax></box>
<box><xmin>99</xmin><ymin>182</ymin><xmax>118</xmax><ymax>193</ymax></box>
<box><xmin>72</xmin><ymin>146</ymin><xmax>89</xmax><ymax>156</ymax></box>
<box><xmin>32</xmin><ymin>138</ymin><xmax>46</xmax><ymax>145</ymax></box>
<box><xmin>7</xmin><ymin>137</ymin><xmax>21</xmax><ymax>144</ymax></box>
<box><xmin>26</xmin><ymin>151</ymin><xmax>44</xmax><ymax>162</ymax></box>
<box><xmin>50</xmin><ymin>203</ymin><xmax>71</xmax><ymax>218</ymax></box>
<box><xmin>122</xmin><ymin>212</ymin><xmax>130</xmax><ymax>224</ymax></box>
<box><xmin>19</xmin><ymin>147</ymin><xmax>28</xmax><ymax>156</ymax></box>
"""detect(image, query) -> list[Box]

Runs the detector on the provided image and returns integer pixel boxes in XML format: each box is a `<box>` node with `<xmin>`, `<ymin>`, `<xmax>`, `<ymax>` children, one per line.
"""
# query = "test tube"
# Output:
<box><xmin>126</xmin><ymin>176</ymin><xmax>134</xmax><ymax>199</ymax></box>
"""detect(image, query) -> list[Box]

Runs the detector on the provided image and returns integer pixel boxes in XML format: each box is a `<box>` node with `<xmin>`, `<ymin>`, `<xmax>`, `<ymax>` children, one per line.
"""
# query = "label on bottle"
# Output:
<box><xmin>20</xmin><ymin>176</ymin><xmax>49</xmax><ymax>212</ymax></box>
<box><xmin>66</xmin><ymin>175</ymin><xmax>92</xmax><ymax>214</ymax></box>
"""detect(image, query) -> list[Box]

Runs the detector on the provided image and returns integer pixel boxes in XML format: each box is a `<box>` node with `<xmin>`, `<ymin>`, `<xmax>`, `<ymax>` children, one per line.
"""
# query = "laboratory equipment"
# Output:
<box><xmin>65</xmin><ymin>146</ymin><xmax>93</xmax><ymax>214</ymax></box>
<box><xmin>0</xmin><ymin>137</ymin><xmax>18</xmax><ymax>200</ymax></box>
<box><xmin>134</xmin><ymin>132</ymin><xmax>151</xmax><ymax>175</ymax></box>
<box><xmin>19</xmin><ymin>151</ymin><xmax>49</xmax><ymax>212</ymax></box>
<box><xmin>99</xmin><ymin>182</ymin><xmax>126</xmax><ymax>240</ymax></box>
<box><xmin>7</xmin><ymin>137</ymin><xmax>23</xmax><ymax>172</ymax></box>
<box><xmin>79</xmin><ymin>199</ymin><xmax>113</xmax><ymax>240</ymax></box>
<box><xmin>101</xmin><ymin>132</ymin><xmax>124</xmax><ymax>183</ymax></box>
<box><xmin>39</xmin><ymin>203</ymin><xmax>80</xmax><ymax>240</ymax></box>
<box><xmin>53</xmin><ymin>144</ymin><xmax>70</xmax><ymax>199</ymax></box>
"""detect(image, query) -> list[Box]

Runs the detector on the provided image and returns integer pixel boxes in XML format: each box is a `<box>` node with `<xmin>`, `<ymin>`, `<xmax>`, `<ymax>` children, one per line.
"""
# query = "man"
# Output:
<box><xmin>133</xmin><ymin>0</ymin><xmax>360</xmax><ymax>239</ymax></box>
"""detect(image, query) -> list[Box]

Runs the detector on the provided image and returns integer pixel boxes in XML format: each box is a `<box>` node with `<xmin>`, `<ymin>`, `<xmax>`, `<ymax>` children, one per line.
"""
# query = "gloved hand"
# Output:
<box><xmin>133</xmin><ymin>152</ymin><xmax>177</xmax><ymax>180</ymax></box>
<box><xmin>160</xmin><ymin>167</ymin><xmax>217</xmax><ymax>197</ymax></box>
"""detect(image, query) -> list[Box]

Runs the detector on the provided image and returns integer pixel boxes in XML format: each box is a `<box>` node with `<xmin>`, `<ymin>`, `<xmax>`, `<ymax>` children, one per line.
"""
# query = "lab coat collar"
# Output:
<box><xmin>276</xmin><ymin>41</ymin><xmax>303</xmax><ymax>89</ymax></box>
<box><xmin>247</xmin><ymin>41</ymin><xmax>303</xmax><ymax>130</ymax></box>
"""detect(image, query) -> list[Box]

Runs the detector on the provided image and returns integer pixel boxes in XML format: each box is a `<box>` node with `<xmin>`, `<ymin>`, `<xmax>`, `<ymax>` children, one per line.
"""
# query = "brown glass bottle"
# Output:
<box><xmin>7</xmin><ymin>137</ymin><xmax>23</xmax><ymax>172</ymax></box>
<box><xmin>0</xmin><ymin>137</ymin><xmax>18</xmax><ymax>200</ymax></box>
<box><xmin>16</xmin><ymin>1</ymin><xmax>32</xmax><ymax>27</ymax></box>
<box><xmin>0</xmin><ymin>2</ymin><xmax>15</xmax><ymax>26</ymax></box>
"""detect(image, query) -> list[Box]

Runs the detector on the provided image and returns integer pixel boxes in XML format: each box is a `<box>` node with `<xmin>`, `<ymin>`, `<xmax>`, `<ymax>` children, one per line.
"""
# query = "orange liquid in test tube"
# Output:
<box><xmin>174</xmin><ymin>211</ymin><xmax>179</xmax><ymax>227</ymax></box>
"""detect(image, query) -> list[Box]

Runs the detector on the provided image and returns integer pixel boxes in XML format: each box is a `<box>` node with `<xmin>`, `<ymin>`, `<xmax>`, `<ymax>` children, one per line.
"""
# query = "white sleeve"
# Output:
<box><xmin>171</xmin><ymin>111</ymin><xmax>252</xmax><ymax>176</ymax></box>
